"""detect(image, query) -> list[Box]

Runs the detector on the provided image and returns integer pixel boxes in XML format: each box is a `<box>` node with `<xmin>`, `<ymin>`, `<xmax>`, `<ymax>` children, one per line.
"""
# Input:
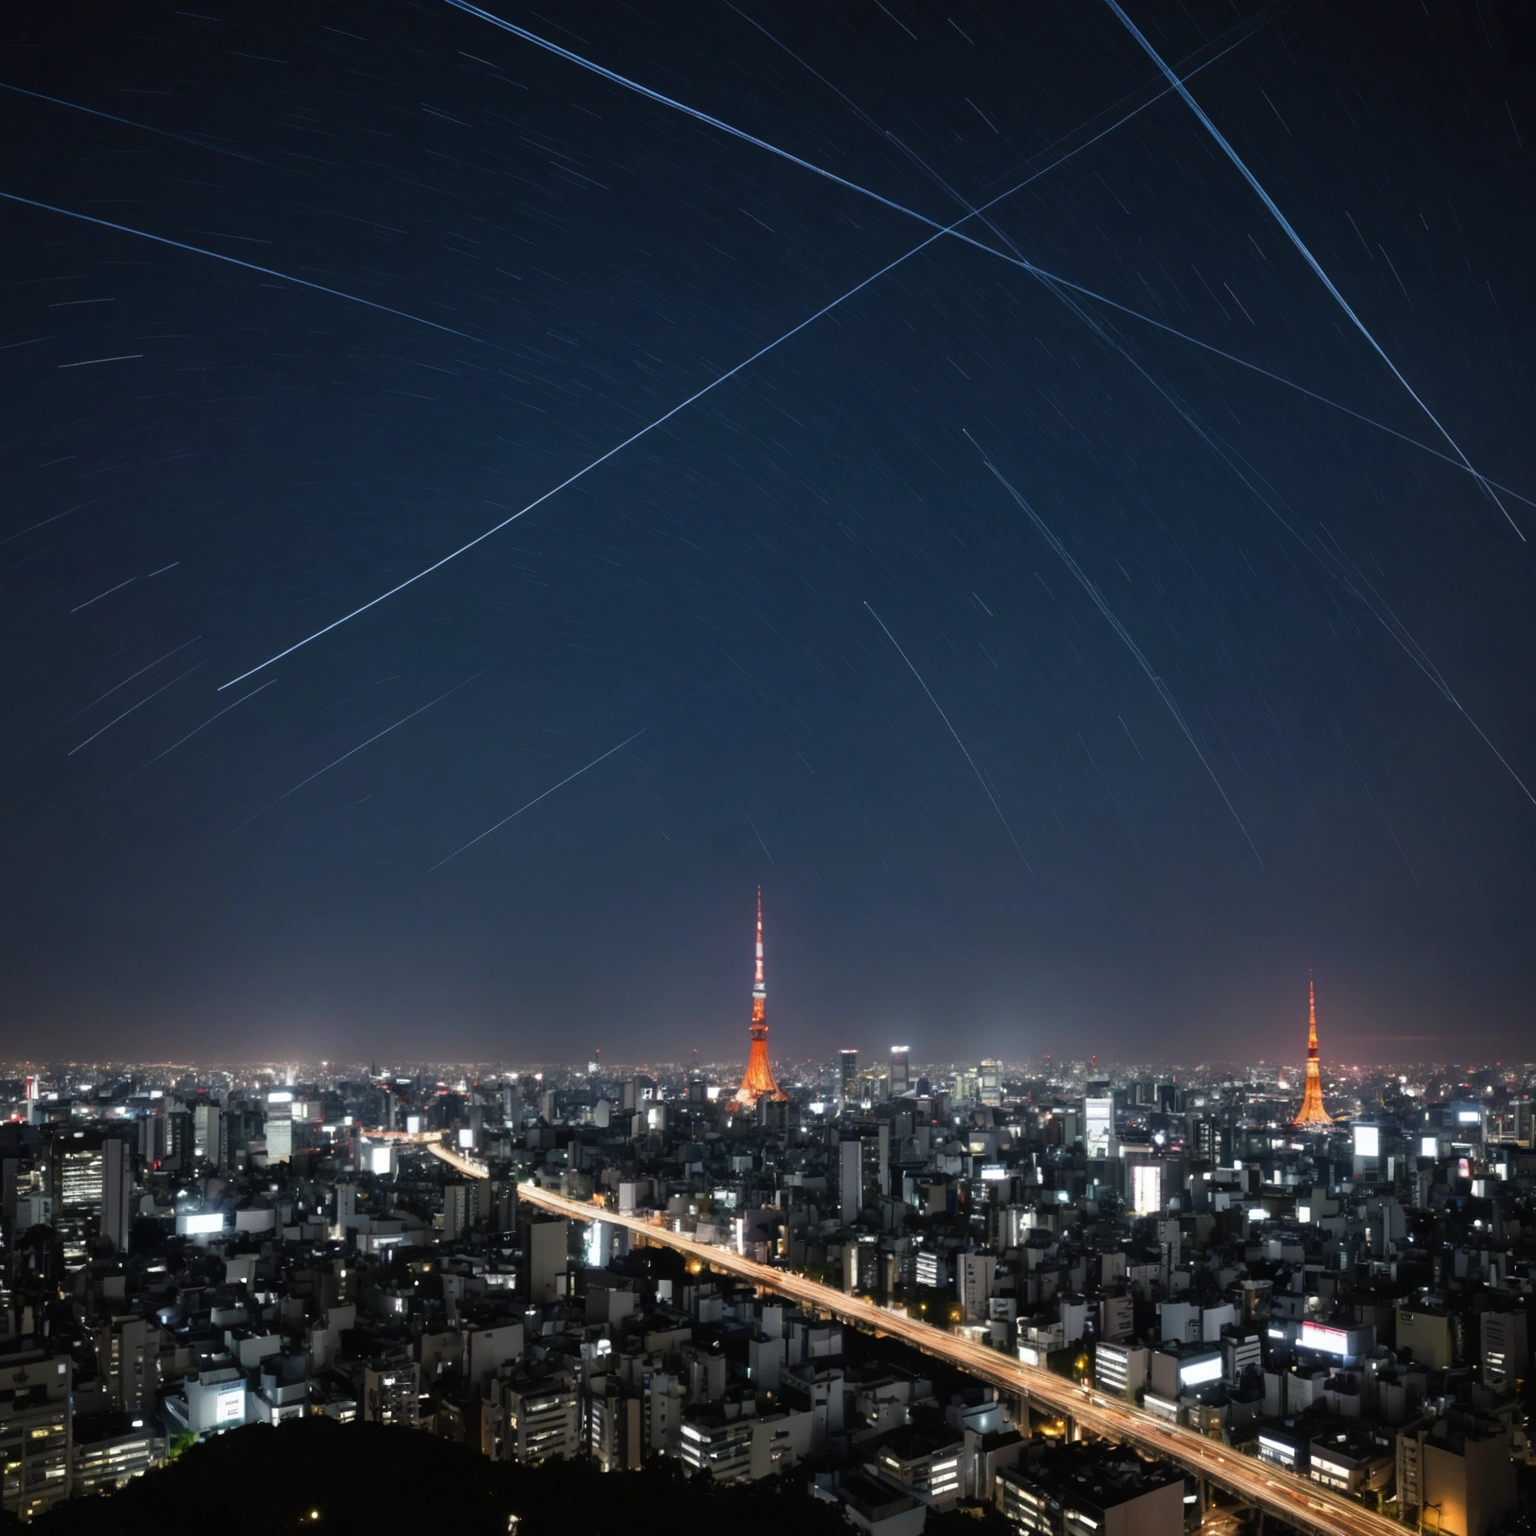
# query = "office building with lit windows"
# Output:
<box><xmin>0</xmin><ymin>1344</ymin><xmax>73</xmax><ymax>1520</ymax></box>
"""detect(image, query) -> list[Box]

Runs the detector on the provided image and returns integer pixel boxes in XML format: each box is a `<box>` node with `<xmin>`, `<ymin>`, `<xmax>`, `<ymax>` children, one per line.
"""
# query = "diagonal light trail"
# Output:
<box><xmin>219</xmin><ymin>143</ymin><xmax>1107</xmax><ymax>691</ymax></box>
<box><xmin>0</xmin><ymin>191</ymin><xmax>486</xmax><ymax>345</ymax></box>
<box><xmin>68</xmin><ymin>661</ymin><xmax>208</xmax><ymax>757</ymax></box>
<box><xmin>430</xmin><ymin>688</ymin><xmax>704</xmax><ymax>871</ymax></box>
<box><xmin>884</xmin><ymin>116</ymin><xmax>1534</xmax><ymax>813</ymax></box>
<box><xmin>0</xmin><ymin>80</ymin><xmax>276</xmax><ymax>166</ymax></box>
<box><xmin>98</xmin><ymin>679</ymin><xmax>278</xmax><ymax>803</ymax></box>
<box><xmin>222</xmin><ymin>28</ymin><xmax>1289</xmax><ymax>692</ymax></box>
<box><xmin>967</xmin><ymin>435</ymin><xmax>1263</xmax><ymax>865</ymax></box>
<box><xmin>1102</xmin><ymin>0</ymin><xmax>1523</xmax><ymax>540</ymax></box>
<box><xmin>864</xmin><ymin>602</ymin><xmax>1033</xmax><ymax>872</ymax></box>
<box><xmin>450</xmin><ymin>0</ymin><xmax>1532</xmax><ymax>514</ymax></box>
<box><xmin>214</xmin><ymin>670</ymin><xmax>488</xmax><ymax>843</ymax></box>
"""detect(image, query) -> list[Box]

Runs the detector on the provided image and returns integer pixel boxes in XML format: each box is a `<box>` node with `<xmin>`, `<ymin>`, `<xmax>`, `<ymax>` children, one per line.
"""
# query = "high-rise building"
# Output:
<box><xmin>727</xmin><ymin>889</ymin><xmax>787</xmax><ymax>1112</ymax></box>
<box><xmin>101</xmin><ymin>1136</ymin><xmax>131</xmax><ymax>1256</ymax></box>
<box><xmin>193</xmin><ymin>1102</ymin><xmax>221</xmax><ymax>1164</ymax></box>
<box><xmin>494</xmin><ymin>1371</ymin><xmax>580</xmax><ymax>1464</ymax></box>
<box><xmin>1084</xmin><ymin>1097</ymin><xmax>1115</xmax><ymax>1158</ymax></box>
<box><xmin>977</xmin><ymin>1060</ymin><xmax>1002</xmax><ymax>1106</ymax></box>
<box><xmin>889</xmin><ymin>1046</ymin><xmax>911</xmax><ymax>1097</ymax></box>
<box><xmin>839</xmin><ymin>1137</ymin><xmax>863</xmax><ymax>1225</ymax></box>
<box><xmin>521</xmin><ymin>1215</ymin><xmax>569</xmax><ymax>1304</ymax></box>
<box><xmin>265</xmin><ymin>1091</ymin><xmax>294</xmax><ymax>1163</ymax></box>
<box><xmin>1481</xmin><ymin>1310</ymin><xmax>1528</xmax><ymax>1393</ymax></box>
<box><xmin>91</xmin><ymin>1315</ymin><xmax>159</xmax><ymax>1416</ymax></box>
<box><xmin>443</xmin><ymin>1183</ymin><xmax>474</xmax><ymax>1242</ymax></box>
<box><xmin>839</xmin><ymin>1049</ymin><xmax>859</xmax><ymax>1101</ymax></box>
<box><xmin>1293</xmin><ymin>974</ymin><xmax>1332</xmax><ymax>1128</ymax></box>
<box><xmin>47</xmin><ymin>1130</ymin><xmax>120</xmax><ymax>1265</ymax></box>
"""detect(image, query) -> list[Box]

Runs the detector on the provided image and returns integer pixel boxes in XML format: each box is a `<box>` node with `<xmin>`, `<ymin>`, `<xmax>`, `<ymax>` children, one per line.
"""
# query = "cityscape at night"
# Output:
<box><xmin>2</xmin><ymin>0</ymin><xmax>1534</xmax><ymax>1532</ymax></box>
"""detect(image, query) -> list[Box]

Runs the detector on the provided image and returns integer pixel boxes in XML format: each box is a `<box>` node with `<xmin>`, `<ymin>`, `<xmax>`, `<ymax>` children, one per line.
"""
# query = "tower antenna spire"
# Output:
<box><xmin>1293</xmin><ymin>970</ymin><xmax>1330</xmax><ymax>1128</ymax></box>
<box><xmin>728</xmin><ymin>885</ymin><xmax>786</xmax><ymax>1111</ymax></box>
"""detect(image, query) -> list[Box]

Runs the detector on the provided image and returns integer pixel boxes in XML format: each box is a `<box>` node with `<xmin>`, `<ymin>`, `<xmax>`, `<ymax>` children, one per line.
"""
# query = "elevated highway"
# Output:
<box><xmin>419</xmin><ymin>1143</ymin><xmax>1394</xmax><ymax>1536</ymax></box>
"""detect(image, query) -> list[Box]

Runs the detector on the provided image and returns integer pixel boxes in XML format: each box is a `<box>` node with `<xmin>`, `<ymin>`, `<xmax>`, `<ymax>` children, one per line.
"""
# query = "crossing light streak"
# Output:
<box><xmin>1102</xmin><ymin>0</ymin><xmax>1523</xmax><ymax>541</ymax></box>
<box><xmin>219</xmin><ymin>159</ymin><xmax>1071</xmax><ymax>690</ymax></box>
<box><xmin>451</xmin><ymin>1</ymin><xmax>1532</xmax><ymax>513</ymax></box>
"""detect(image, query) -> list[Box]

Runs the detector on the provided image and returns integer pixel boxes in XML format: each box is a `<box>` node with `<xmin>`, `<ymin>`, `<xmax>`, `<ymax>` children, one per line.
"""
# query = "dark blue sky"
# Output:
<box><xmin>3</xmin><ymin>1</ymin><xmax>1532</xmax><ymax>1065</ymax></box>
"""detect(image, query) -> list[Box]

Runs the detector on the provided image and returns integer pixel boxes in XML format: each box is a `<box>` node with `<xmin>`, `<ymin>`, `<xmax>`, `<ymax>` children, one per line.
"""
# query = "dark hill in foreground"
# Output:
<box><xmin>28</xmin><ymin>1419</ymin><xmax>854</xmax><ymax>1536</ymax></box>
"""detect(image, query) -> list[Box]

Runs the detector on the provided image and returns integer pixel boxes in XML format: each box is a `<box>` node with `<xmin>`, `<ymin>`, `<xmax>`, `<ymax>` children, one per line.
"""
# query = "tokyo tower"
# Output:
<box><xmin>728</xmin><ymin>887</ymin><xmax>787</xmax><ymax>1111</ymax></box>
<box><xmin>1292</xmin><ymin>972</ymin><xmax>1332</xmax><ymax>1129</ymax></box>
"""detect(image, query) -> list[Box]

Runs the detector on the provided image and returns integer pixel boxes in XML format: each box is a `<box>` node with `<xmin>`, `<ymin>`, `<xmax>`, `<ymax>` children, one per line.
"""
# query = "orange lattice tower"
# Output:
<box><xmin>1292</xmin><ymin>972</ymin><xmax>1332</xmax><ymax>1128</ymax></box>
<box><xmin>728</xmin><ymin>887</ymin><xmax>787</xmax><ymax>1111</ymax></box>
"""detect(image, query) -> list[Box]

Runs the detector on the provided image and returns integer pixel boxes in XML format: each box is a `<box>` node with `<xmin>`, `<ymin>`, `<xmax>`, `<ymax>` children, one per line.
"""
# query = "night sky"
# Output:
<box><xmin>3</xmin><ymin>1</ymin><xmax>1533</xmax><ymax>1066</ymax></box>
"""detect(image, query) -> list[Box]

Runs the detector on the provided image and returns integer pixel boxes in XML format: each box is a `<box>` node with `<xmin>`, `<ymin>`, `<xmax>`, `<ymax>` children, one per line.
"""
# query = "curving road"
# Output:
<box><xmin>420</xmin><ymin>1144</ymin><xmax>1395</xmax><ymax>1536</ymax></box>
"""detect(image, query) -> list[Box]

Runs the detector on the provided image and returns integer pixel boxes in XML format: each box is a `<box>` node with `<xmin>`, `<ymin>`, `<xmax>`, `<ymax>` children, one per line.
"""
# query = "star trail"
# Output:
<box><xmin>2</xmin><ymin>0</ymin><xmax>1532</xmax><ymax>1062</ymax></box>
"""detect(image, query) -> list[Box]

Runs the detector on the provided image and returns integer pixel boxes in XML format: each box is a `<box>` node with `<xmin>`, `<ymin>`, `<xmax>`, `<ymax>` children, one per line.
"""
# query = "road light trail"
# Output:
<box><xmin>1102</xmin><ymin>0</ymin><xmax>1523</xmax><ymax>541</ymax></box>
<box><xmin>863</xmin><ymin>602</ymin><xmax>1033</xmax><ymax>872</ymax></box>
<box><xmin>450</xmin><ymin>0</ymin><xmax>1532</xmax><ymax>513</ymax></box>
<box><xmin>470</xmin><ymin>1174</ymin><xmax>1399</xmax><ymax>1536</ymax></box>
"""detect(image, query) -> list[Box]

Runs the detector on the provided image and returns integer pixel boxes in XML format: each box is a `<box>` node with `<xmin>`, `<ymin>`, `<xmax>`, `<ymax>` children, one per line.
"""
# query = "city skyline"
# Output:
<box><xmin>2</xmin><ymin>4</ymin><xmax>1532</xmax><ymax>1527</ymax></box>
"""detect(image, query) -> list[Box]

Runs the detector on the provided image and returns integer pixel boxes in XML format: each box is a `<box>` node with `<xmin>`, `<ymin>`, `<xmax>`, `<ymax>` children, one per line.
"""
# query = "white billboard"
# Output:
<box><xmin>1131</xmin><ymin>1163</ymin><xmax>1163</xmax><ymax>1216</ymax></box>
<box><xmin>1179</xmin><ymin>1355</ymin><xmax>1222</xmax><ymax>1386</ymax></box>
<box><xmin>180</xmin><ymin>1212</ymin><xmax>226</xmax><ymax>1235</ymax></box>
<box><xmin>1299</xmin><ymin>1322</ymin><xmax>1350</xmax><ymax>1356</ymax></box>
<box><xmin>1353</xmin><ymin>1124</ymin><xmax>1380</xmax><ymax>1158</ymax></box>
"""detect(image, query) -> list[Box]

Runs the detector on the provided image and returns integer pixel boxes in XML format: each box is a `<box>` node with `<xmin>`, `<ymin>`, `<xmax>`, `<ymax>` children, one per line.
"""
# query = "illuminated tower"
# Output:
<box><xmin>1292</xmin><ymin>973</ymin><xmax>1332</xmax><ymax>1128</ymax></box>
<box><xmin>728</xmin><ymin>888</ymin><xmax>787</xmax><ymax>1111</ymax></box>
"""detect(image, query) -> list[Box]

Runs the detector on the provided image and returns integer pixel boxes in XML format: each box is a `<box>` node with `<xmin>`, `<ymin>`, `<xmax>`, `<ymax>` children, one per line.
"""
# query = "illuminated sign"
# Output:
<box><xmin>267</xmin><ymin>1091</ymin><xmax>293</xmax><ymax>1104</ymax></box>
<box><xmin>181</xmin><ymin>1213</ymin><xmax>225</xmax><ymax>1235</ymax></box>
<box><xmin>369</xmin><ymin>1145</ymin><xmax>394</xmax><ymax>1175</ymax></box>
<box><xmin>215</xmin><ymin>1387</ymin><xmax>245</xmax><ymax>1424</ymax></box>
<box><xmin>1420</xmin><ymin>1136</ymin><xmax>1438</xmax><ymax>1158</ymax></box>
<box><xmin>1178</xmin><ymin>1355</ymin><xmax>1222</xmax><ymax>1386</ymax></box>
<box><xmin>457</xmin><ymin>1128</ymin><xmax>475</xmax><ymax>1149</ymax></box>
<box><xmin>980</xmin><ymin>1165</ymin><xmax>1009</xmax><ymax>1181</ymax></box>
<box><xmin>1299</xmin><ymin>1322</ymin><xmax>1350</xmax><ymax>1356</ymax></box>
<box><xmin>1352</xmin><ymin>1125</ymin><xmax>1380</xmax><ymax>1158</ymax></box>
<box><xmin>1131</xmin><ymin>1163</ymin><xmax>1163</xmax><ymax>1216</ymax></box>
<box><xmin>1457</xmin><ymin>1110</ymin><xmax>1481</xmax><ymax>1125</ymax></box>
